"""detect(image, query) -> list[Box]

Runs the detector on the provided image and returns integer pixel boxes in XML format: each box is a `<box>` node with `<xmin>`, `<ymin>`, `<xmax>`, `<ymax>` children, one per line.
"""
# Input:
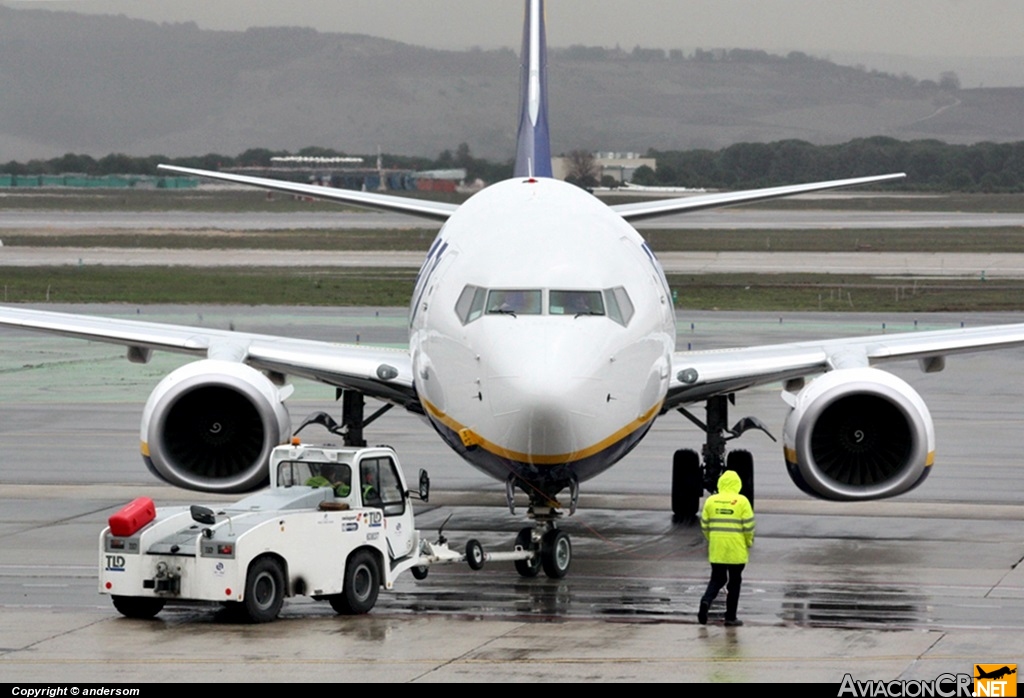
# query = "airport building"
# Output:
<box><xmin>551</xmin><ymin>152</ymin><xmax>656</xmax><ymax>184</ymax></box>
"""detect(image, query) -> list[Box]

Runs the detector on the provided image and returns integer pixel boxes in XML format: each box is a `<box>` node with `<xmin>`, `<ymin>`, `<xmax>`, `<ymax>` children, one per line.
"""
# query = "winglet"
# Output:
<box><xmin>513</xmin><ymin>0</ymin><xmax>553</xmax><ymax>178</ymax></box>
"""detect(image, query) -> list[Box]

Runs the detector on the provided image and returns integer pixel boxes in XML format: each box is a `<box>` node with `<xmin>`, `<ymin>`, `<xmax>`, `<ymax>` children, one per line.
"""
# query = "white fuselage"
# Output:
<box><xmin>409</xmin><ymin>178</ymin><xmax>675</xmax><ymax>491</ymax></box>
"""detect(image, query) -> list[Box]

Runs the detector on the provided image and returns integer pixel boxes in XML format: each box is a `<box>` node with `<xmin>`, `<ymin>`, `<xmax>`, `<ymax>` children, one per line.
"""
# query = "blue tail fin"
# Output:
<box><xmin>513</xmin><ymin>0</ymin><xmax>553</xmax><ymax>178</ymax></box>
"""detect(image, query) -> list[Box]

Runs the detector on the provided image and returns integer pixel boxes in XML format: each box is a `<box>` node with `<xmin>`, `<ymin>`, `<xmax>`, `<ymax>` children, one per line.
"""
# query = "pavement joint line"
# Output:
<box><xmin>408</xmin><ymin>619</ymin><xmax>530</xmax><ymax>681</ymax></box>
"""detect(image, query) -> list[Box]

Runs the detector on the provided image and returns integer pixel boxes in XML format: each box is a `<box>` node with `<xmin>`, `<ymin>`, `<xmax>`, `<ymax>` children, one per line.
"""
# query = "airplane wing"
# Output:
<box><xmin>610</xmin><ymin>173</ymin><xmax>906</xmax><ymax>222</ymax></box>
<box><xmin>158</xmin><ymin>165</ymin><xmax>458</xmax><ymax>222</ymax></box>
<box><xmin>0</xmin><ymin>305</ymin><xmax>419</xmax><ymax>410</ymax></box>
<box><xmin>665</xmin><ymin>322</ymin><xmax>1024</xmax><ymax>408</ymax></box>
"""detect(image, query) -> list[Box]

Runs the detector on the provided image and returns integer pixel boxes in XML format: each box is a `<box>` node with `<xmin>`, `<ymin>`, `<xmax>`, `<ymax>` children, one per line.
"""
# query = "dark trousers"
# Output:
<box><xmin>701</xmin><ymin>563</ymin><xmax>745</xmax><ymax>621</ymax></box>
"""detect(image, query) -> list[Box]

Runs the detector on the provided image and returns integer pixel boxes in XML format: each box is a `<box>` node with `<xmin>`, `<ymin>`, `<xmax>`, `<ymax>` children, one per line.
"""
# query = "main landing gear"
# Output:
<box><xmin>672</xmin><ymin>394</ymin><xmax>773</xmax><ymax>520</ymax></box>
<box><xmin>294</xmin><ymin>389</ymin><xmax>394</xmax><ymax>447</ymax></box>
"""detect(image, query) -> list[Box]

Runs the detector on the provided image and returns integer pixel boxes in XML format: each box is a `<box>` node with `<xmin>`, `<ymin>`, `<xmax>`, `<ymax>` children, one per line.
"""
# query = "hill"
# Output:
<box><xmin>1</xmin><ymin>6</ymin><xmax>1021</xmax><ymax>161</ymax></box>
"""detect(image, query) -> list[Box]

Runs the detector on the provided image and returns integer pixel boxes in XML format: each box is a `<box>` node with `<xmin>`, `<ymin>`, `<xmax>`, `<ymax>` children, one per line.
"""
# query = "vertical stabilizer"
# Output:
<box><xmin>513</xmin><ymin>0</ymin><xmax>553</xmax><ymax>178</ymax></box>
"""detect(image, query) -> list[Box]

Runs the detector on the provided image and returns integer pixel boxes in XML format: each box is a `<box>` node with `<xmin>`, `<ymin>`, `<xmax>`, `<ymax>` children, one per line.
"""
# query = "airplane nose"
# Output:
<box><xmin>481</xmin><ymin>325</ymin><xmax>602</xmax><ymax>458</ymax></box>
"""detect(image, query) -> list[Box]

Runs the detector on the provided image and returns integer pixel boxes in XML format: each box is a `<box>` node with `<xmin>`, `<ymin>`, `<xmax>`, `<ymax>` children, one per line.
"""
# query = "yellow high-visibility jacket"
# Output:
<box><xmin>701</xmin><ymin>470</ymin><xmax>755</xmax><ymax>564</ymax></box>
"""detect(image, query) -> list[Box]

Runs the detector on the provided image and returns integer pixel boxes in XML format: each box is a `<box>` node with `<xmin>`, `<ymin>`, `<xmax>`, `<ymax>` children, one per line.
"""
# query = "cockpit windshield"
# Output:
<box><xmin>485</xmin><ymin>289</ymin><xmax>542</xmax><ymax>316</ymax></box>
<box><xmin>456</xmin><ymin>285</ymin><xmax>634</xmax><ymax>326</ymax></box>
<box><xmin>549</xmin><ymin>290</ymin><xmax>604</xmax><ymax>316</ymax></box>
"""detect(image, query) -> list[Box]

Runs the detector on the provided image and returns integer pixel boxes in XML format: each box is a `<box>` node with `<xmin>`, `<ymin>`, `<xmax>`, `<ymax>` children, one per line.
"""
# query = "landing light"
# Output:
<box><xmin>677</xmin><ymin>368</ymin><xmax>699</xmax><ymax>384</ymax></box>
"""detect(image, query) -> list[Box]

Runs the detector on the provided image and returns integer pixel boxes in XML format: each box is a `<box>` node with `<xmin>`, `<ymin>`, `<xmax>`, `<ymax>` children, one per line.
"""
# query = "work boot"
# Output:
<box><xmin>724</xmin><ymin>618</ymin><xmax>744</xmax><ymax>627</ymax></box>
<box><xmin>698</xmin><ymin>600</ymin><xmax>709</xmax><ymax>625</ymax></box>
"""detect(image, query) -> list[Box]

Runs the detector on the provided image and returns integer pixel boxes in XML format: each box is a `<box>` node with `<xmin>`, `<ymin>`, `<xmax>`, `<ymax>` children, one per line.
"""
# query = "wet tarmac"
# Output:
<box><xmin>1</xmin><ymin>308</ymin><xmax>1023</xmax><ymax>682</ymax></box>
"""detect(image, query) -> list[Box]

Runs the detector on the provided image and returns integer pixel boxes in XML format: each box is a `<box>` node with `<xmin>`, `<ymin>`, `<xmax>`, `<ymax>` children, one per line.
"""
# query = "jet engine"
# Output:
<box><xmin>782</xmin><ymin>368</ymin><xmax>934</xmax><ymax>500</ymax></box>
<box><xmin>140</xmin><ymin>360</ymin><xmax>291</xmax><ymax>493</ymax></box>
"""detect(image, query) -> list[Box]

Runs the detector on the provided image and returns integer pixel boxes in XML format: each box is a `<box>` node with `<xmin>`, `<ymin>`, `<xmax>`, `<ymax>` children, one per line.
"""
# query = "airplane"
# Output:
<box><xmin>975</xmin><ymin>667</ymin><xmax>1017</xmax><ymax>681</ymax></box>
<box><xmin>4</xmin><ymin>0</ymin><xmax>1024</xmax><ymax>581</ymax></box>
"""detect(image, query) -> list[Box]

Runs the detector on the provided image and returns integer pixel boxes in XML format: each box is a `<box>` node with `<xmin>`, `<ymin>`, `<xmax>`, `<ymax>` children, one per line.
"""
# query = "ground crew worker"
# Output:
<box><xmin>698</xmin><ymin>469</ymin><xmax>755</xmax><ymax>626</ymax></box>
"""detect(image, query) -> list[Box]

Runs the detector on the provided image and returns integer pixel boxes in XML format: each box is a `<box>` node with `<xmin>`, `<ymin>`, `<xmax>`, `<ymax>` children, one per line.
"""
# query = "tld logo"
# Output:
<box><xmin>105</xmin><ymin>554</ymin><xmax>126</xmax><ymax>571</ymax></box>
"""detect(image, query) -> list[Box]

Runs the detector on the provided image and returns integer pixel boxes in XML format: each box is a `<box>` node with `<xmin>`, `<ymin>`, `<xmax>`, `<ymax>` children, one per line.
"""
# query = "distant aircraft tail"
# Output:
<box><xmin>513</xmin><ymin>0</ymin><xmax>553</xmax><ymax>178</ymax></box>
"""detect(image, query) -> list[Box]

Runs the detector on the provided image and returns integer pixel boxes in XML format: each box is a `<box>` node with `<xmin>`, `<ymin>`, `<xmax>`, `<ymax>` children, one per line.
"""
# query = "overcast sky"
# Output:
<box><xmin>6</xmin><ymin>0</ymin><xmax>1024</xmax><ymax>58</ymax></box>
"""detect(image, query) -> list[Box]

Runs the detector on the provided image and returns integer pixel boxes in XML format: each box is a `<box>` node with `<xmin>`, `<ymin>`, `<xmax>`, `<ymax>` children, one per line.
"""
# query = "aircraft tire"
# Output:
<box><xmin>672</xmin><ymin>448</ymin><xmax>702</xmax><ymax>520</ymax></box>
<box><xmin>727</xmin><ymin>450</ymin><xmax>755</xmax><ymax>508</ymax></box>
<box><xmin>513</xmin><ymin>527</ymin><xmax>541</xmax><ymax>578</ymax></box>
<box><xmin>411</xmin><ymin>565</ymin><xmax>429</xmax><ymax>580</ymax></box>
<box><xmin>540</xmin><ymin>529</ymin><xmax>572</xmax><ymax>579</ymax></box>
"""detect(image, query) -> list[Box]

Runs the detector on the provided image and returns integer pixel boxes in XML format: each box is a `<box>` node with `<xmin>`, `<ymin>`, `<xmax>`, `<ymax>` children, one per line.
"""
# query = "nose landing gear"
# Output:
<box><xmin>509</xmin><ymin>489</ymin><xmax>573</xmax><ymax>579</ymax></box>
<box><xmin>512</xmin><ymin>516</ymin><xmax>572</xmax><ymax>579</ymax></box>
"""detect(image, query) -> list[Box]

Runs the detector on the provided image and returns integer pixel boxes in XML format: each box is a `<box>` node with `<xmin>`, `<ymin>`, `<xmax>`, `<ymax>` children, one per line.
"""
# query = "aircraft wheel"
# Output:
<box><xmin>672</xmin><ymin>448</ymin><xmax>702</xmax><ymax>520</ymax></box>
<box><xmin>727</xmin><ymin>450</ymin><xmax>755</xmax><ymax>508</ymax></box>
<box><xmin>243</xmin><ymin>556</ymin><xmax>285</xmax><ymax>623</ymax></box>
<box><xmin>331</xmin><ymin>550</ymin><xmax>380</xmax><ymax>615</ymax></box>
<box><xmin>466</xmin><ymin>539</ymin><xmax>485</xmax><ymax>570</ymax></box>
<box><xmin>513</xmin><ymin>527</ymin><xmax>541</xmax><ymax>578</ymax></box>
<box><xmin>111</xmin><ymin>595</ymin><xmax>165</xmax><ymax>620</ymax></box>
<box><xmin>411</xmin><ymin>565</ymin><xmax>429</xmax><ymax>580</ymax></box>
<box><xmin>540</xmin><ymin>529</ymin><xmax>572</xmax><ymax>579</ymax></box>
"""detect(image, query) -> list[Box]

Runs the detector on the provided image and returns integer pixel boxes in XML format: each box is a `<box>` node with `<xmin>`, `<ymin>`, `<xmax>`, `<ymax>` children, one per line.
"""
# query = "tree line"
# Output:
<box><xmin>1</xmin><ymin>143</ymin><xmax>512</xmax><ymax>186</ymax></box>
<box><xmin>6</xmin><ymin>138</ymin><xmax>1024</xmax><ymax>192</ymax></box>
<box><xmin>636</xmin><ymin>137</ymin><xmax>1024</xmax><ymax>192</ymax></box>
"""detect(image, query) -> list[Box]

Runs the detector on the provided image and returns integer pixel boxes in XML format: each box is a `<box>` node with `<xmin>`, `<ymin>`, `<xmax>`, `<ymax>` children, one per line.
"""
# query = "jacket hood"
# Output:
<box><xmin>718</xmin><ymin>469</ymin><xmax>742</xmax><ymax>494</ymax></box>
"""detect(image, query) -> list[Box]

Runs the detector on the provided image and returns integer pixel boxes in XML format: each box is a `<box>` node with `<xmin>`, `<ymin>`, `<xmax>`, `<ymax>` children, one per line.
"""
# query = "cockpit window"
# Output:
<box><xmin>486</xmin><ymin>289</ymin><xmax>542</xmax><ymax>316</ymax></box>
<box><xmin>550</xmin><ymin>290</ymin><xmax>604</xmax><ymax>317</ymax></box>
<box><xmin>455</xmin><ymin>285</ymin><xmax>487</xmax><ymax>325</ymax></box>
<box><xmin>458</xmin><ymin>286</ymin><xmax>632</xmax><ymax>324</ymax></box>
<box><xmin>604</xmin><ymin>287</ymin><xmax>635</xmax><ymax>326</ymax></box>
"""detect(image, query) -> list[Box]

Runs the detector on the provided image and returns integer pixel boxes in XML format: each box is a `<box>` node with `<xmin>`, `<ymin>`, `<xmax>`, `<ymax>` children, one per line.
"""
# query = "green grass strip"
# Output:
<box><xmin>2</xmin><ymin>266</ymin><xmax>1023</xmax><ymax>312</ymax></box>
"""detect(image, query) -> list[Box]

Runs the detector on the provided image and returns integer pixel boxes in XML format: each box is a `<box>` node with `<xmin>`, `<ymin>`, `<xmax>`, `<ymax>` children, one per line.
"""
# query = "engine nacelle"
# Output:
<box><xmin>782</xmin><ymin>368</ymin><xmax>934</xmax><ymax>501</ymax></box>
<box><xmin>140</xmin><ymin>360</ymin><xmax>291</xmax><ymax>493</ymax></box>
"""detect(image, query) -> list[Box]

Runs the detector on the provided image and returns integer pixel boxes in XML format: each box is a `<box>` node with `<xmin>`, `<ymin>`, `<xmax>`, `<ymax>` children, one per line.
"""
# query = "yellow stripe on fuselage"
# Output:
<box><xmin>422</xmin><ymin>398</ymin><xmax>662</xmax><ymax>466</ymax></box>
